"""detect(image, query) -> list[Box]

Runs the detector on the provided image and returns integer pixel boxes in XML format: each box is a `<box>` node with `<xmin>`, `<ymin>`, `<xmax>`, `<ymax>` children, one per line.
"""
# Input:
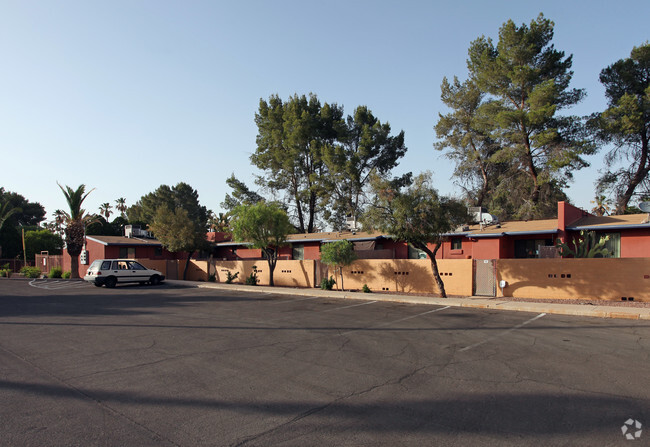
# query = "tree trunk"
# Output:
<box><xmin>339</xmin><ymin>266</ymin><xmax>345</xmax><ymax>292</ymax></box>
<box><xmin>267</xmin><ymin>249</ymin><xmax>277</xmax><ymax>286</ymax></box>
<box><xmin>182</xmin><ymin>251</ymin><xmax>194</xmax><ymax>280</ymax></box>
<box><xmin>616</xmin><ymin>138</ymin><xmax>649</xmax><ymax>214</ymax></box>
<box><xmin>70</xmin><ymin>254</ymin><xmax>79</xmax><ymax>279</ymax></box>
<box><xmin>417</xmin><ymin>241</ymin><xmax>446</xmax><ymax>298</ymax></box>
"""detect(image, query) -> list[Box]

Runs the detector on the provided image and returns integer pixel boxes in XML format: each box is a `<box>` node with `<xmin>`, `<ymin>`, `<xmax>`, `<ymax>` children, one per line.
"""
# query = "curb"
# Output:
<box><xmin>179</xmin><ymin>281</ymin><xmax>650</xmax><ymax>321</ymax></box>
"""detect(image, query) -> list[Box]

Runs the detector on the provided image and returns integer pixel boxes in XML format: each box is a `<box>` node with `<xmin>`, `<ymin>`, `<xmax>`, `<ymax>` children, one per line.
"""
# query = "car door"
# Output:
<box><xmin>127</xmin><ymin>261</ymin><xmax>150</xmax><ymax>282</ymax></box>
<box><xmin>111</xmin><ymin>260</ymin><xmax>133</xmax><ymax>282</ymax></box>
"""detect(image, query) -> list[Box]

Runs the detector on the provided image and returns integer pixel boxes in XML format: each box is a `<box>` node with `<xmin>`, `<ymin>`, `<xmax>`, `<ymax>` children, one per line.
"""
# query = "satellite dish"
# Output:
<box><xmin>639</xmin><ymin>201</ymin><xmax>650</xmax><ymax>213</ymax></box>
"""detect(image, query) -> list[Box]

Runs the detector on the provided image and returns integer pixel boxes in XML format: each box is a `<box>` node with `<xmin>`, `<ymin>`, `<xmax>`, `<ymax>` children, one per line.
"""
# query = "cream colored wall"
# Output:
<box><xmin>497</xmin><ymin>258</ymin><xmax>650</xmax><ymax>301</ymax></box>
<box><xmin>329</xmin><ymin>259</ymin><xmax>473</xmax><ymax>296</ymax></box>
<box><xmin>209</xmin><ymin>259</ymin><xmax>472</xmax><ymax>296</ymax></box>
<box><xmin>209</xmin><ymin>260</ymin><xmax>315</xmax><ymax>288</ymax></box>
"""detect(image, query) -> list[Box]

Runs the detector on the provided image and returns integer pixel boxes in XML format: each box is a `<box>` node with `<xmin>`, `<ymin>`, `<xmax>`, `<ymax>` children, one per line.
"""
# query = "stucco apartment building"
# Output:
<box><xmin>213</xmin><ymin>201</ymin><xmax>650</xmax><ymax>261</ymax></box>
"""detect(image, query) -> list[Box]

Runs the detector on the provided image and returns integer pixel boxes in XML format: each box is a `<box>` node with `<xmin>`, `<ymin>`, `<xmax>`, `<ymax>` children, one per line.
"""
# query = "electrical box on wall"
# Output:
<box><xmin>80</xmin><ymin>250</ymin><xmax>88</xmax><ymax>265</ymax></box>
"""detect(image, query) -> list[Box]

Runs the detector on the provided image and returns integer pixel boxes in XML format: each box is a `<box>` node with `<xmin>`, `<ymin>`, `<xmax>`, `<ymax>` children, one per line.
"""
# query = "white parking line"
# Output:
<box><xmin>339</xmin><ymin>306</ymin><xmax>450</xmax><ymax>336</ymax></box>
<box><xmin>459</xmin><ymin>312</ymin><xmax>547</xmax><ymax>352</ymax></box>
<box><xmin>321</xmin><ymin>300</ymin><xmax>378</xmax><ymax>313</ymax></box>
<box><xmin>269</xmin><ymin>296</ymin><xmax>321</xmax><ymax>305</ymax></box>
<box><xmin>29</xmin><ymin>279</ymin><xmax>89</xmax><ymax>290</ymax></box>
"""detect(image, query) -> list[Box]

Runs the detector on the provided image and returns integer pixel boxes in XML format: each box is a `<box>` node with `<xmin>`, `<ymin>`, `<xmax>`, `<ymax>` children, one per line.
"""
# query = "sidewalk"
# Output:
<box><xmin>169</xmin><ymin>280</ymin><xmax>650</xmax><ymax>321</ymax></box>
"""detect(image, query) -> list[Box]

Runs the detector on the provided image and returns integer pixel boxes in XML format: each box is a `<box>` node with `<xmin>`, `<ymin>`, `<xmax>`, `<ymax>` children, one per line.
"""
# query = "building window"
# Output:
<box><xmin>602</xmin><ymin>232</ymin><xmax>620</xmax><ymax>258</ymax></box>
<box><xmin>451</xmin><ymin>237</ymin><xmax>462</xmax><ymax>250</ymax></box>
<box><xmin>292</xmin><ymin>244</ymin><xmax>304</xmax><ymax>260</ymax></box>
<box><xmin>514</xmin><ymin>239</ymin><xmax>553</xmax><ymax>258</ymax></box>
<box><xmin>154</xmin><ymin>246</ymin><xmax>163</xmax><ymax>257</ymax></box>
<box><xmin>408</xmin><ymin>244</ymin><xmax>427</xmax><ymax>259</ymax></box>
<box><xmin>119</xmin><ymin>247</ymin><xmax>136</xmax><ymax>259</ymax></box>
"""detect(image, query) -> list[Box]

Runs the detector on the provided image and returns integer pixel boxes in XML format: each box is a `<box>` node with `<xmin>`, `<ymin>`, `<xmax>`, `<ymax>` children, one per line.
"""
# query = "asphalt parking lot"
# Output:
<box><xmin>1</xmin><ymin>279</ymin><xmax>649</xmax><ymax>446</ymax></box>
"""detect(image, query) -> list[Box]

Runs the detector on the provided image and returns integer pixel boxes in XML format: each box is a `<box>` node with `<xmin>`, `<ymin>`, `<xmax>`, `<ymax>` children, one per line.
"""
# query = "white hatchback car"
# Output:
<box><xmin>84</xmin><ymin>259</ymin><xmax>165</xmax><ymax>288</ymax></box>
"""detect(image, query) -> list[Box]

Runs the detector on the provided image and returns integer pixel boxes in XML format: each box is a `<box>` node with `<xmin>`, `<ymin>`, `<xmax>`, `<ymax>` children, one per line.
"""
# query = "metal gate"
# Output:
<box><xmin>166</xmin><ymin>260</ymin><xmax>179</xmax><ymax>280</ymax></box>
<box><xmin>474</xmin><ymin>259</ymin><xmax>496</xmax><ymax>296</ymax></box>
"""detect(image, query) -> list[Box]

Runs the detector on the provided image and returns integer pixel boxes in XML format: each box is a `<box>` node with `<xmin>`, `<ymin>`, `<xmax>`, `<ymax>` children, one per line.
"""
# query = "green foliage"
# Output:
<box><xmin>24</xmin><ymin>229</ymin><xmax>63</xmax><ymax>261</ymax></box>
<box><xmin>231</xmin><ymin>202</ymin><xmax>293</xmax><ymax>286</ymax></box>
<box><xmin>208</xmin><ymin>273</ymin><xmax>216</xmax><ymax>282</ymax></box>
<box><xmin>441</xmin><ymin>14</ymin><xmax>593</xmax><ymax>219</ymax></box>
<box><xmin>322</xmin><ymin>106</ymin><xmax>408</xmax><ymax>229</ymax></box>
<box><xmin>556</xmin><ymin>231</ymin><xmax>611</xmax><ymax>258</ymax></box>
<box><xmin>62</xmin><ymin>271</ymin><xmax>71</xmax><ymax>279</ymax></box>
<box><xmin>58</xmin><ymin>183</ymin><xmax>95</xmax><ymax>279</ymax></box>
<box><xmin>589</xmin><ymin>42</ymin><xmax>650</xmax><ymax>214</ymax></box>
<box><xmin>362</xmin><ymin>284</ymin><xmax>372</xmax><ymax>293</ymax></box>
<box><xmin>20</xmin><ymin>266</ymin><xmax>42</xmax><ymax>278</ymax></box>
<box><xmin>133</xmin><ymin>183</ymin><xmax>210</xmax><ymax>281</ymax></box>
<box><xmin>252</xmin><ymin>93</ymin><xmax>343</xmax><ymax>233</ymax></box>
<box><xmin>221</xmin><ymin>174</ymin><xmax>264</xmax><ymax>212</ymax></box>
<box><xmin>128</xmin><ymin>182</ymin><xmax>209</xmax><ymax>230</ymax></box>
<box><xmin>363</xmin><ymin>172</ymin><xmax>468</xmax><ymax>298</ymax></box>
<box><xmin>320</xmin><ymin>276</ymin><xmax>336</xmax><ymax>290</ymax></box>
<box><xmin>225</xmin><ymin>271</ymin><xmax>239</xmax><ymax>284</ymax></box>
<box><xmin>0</xmin><ymin>188</ymin><xmax>46</xmax><ymax>259</ymax></box>
<box><xmin>0</xmin><ymin>263</ymin><xmax>11</xmax><ymax>277</ymax></box>
<box><xmin>48</xmin><ymin>267</ymin><xmax>63</xmax><ymax>278</ymax></box>
<box><xmin>319</xmin><ymin>239</ymin><xmax>358</xmax><ymax>291</ymax></box>
<box><xmin>245</xmin><ymin>266</ymin><xmax>258</xmax><ymax>286</ymax></box>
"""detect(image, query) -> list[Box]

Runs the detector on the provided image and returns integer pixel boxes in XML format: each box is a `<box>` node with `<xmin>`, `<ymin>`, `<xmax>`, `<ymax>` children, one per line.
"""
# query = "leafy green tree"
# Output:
<box><xmin>589</xmin><ymin>43</ymin><xmax>650</xmax><ymax>214</ymax></box>
<box><xmin>149</xmin><ymin>207</ymin><xmax>209</xmax><ymax>280</ymax></box>
<box><xmin>363</xmin><ymin>173</ymin><xmax>468</xmax><ymax>298</ymax></box>
<box><xmin>130</xmin><ymin>183</ymin><xmax>210</xmax><ymax>279</ymax></box>
<box><xmin>462</xmin><ymin>14</ymin><xmax>592</xmax><ymax>219</ymax></box>
<box><xmin>24</xmin><ymin>229</ymin><xmax>63</xmax><ymax>261</ymax></box>
<box><xmin>230</xmin><ymin>202</ymin><xmax>293</xmax><ymax>286</ymax></box>
<box><xmin>220</xmin><ymin>174</ymin><xmax>264</xmax><ymax>212</ymax></box>
<box><xmin>322</xmin><ymin>106</ymin><xmax>407</xmax><ymax>228</ymax></box>
<box><xmin>0</xmin><ymin>188</ymin><xmax>46</xmax><ymax>259</ymax></box>
<box><xmin>435</xmin><ymin>77</ymin><xmax>500</xmax><ymax>207</ymax></box>
<box><xmin>252</xmin><ymin>93</ymin><xmax>344</xmax><ymax>233</ymax></box>
<box><xmin>58</xmin><ymin>183</ymin><xmax>95</xmax><ymax>279</ymax></box>
<box><xmin>319</xmin><ymin>240</ymin><xmax>358</xmax><ymax>291</ymax></box>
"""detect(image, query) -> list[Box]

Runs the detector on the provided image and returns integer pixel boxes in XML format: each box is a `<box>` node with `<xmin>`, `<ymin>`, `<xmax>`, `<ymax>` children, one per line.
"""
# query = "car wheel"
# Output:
<box><xmin>105</xmin><ymin>276</ymin><xmax>117</xmax><ymax>288</ymax></box>
<box><xmin>94</xmin><ymin>282</ymin><xmax>102</xmax><ymax>287</ymax></box>
<box><xmin>150</xmin><ymin>275</ymin><xmax>161</xmax><ymax>286</ymax></box>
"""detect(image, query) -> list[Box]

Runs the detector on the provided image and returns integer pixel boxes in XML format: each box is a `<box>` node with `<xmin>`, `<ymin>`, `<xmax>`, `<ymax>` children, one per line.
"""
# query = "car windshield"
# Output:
<box><xmin>88</xmin><ymin>260</ymin><xmax>102</xmax><ymax>271</ymax></box>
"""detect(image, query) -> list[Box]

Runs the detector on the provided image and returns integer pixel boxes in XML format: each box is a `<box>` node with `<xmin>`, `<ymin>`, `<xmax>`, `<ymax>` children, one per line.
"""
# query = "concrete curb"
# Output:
<box><xmin>169</xmin><ymin>281</ymin><xmax>650</xmax><ymax>321</ymax></box>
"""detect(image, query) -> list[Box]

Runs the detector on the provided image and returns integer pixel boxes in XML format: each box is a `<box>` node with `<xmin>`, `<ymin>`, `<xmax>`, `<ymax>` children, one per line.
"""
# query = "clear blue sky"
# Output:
<box><xmin>1</xmin><ymin>0</ymin><xmax>648</xmax><ymax>223</ymax></box>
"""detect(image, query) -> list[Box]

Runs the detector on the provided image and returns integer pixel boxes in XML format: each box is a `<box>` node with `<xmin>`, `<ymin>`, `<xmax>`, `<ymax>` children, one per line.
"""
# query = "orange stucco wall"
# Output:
<box><xmin>497</xmin><ymin>258</ymin><xmax>650</xmax><ymax>301</ymax></box>
<box><xmin>621</xmin><ymin>230</ymin><xmax>650</xmax><ymax>258</ymax></box>
<box><xmin>331</xmin><ymin>259</ymin><xmax>473</xmax><ymax>296</ymax></box>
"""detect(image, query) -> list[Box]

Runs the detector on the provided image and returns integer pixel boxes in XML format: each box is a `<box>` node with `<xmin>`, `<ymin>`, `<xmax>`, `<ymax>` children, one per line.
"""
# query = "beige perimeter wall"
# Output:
<box><xmin>142</xmin><ymin>257</ymin><xmax>650</xmax><ymax>302</ymax></box>
<box><xmin>498</xmin><ymin>258</ymin><xmax>650</xmax><ymax>301</ymax></box>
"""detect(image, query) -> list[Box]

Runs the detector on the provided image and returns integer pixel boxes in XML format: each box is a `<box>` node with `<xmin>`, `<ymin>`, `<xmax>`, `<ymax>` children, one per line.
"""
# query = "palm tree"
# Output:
<box><xmin>58</xmin><ymin>183</ymin><xmax>95</xmax><ymax>279</ymax></box>
<box><xmin>115</xmin><ymin>197</ymin><xmax>127</xmax><ymax>217</ymax></box>
<box><xmin>99</xmin><ymin>202</ymin><xmax>113</xmax><ymax>220</ymax></box>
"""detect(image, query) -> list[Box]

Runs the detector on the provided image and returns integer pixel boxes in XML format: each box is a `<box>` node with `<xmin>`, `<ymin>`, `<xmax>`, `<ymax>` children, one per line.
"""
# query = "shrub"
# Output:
<box><xmin>20</xmin><ymin>266</ymin><xmax>42</xmax><ymax>278</ymax></box>
<box><xmin>48</xmin><ymin>267</ymin><xmax>63</xmax><ymax>279</ymax></box>
<box><xmin>0</xmin><ymin>268</ymin><xmax>10</xmax><ymax>278</ymax></box>
<box><xmin>62</xmin><ymin>271</ymin><xmax>72</xmax><ymax>279</ymax></box>
<box><xmin>320</xmin><ymin>276</ymin><xmax>336</xmax><ymax>290</ymax></box>
<box><xmin>362</xmin><ymin>284</ymin><xmax>372</xmax><ymax>293</ymax></box>
<box><xmin>208</xmin><ymin>273</ymin><xmax>216</xmax><ymax>282</ymax></box>
<box><xmin>245</xmin><ymin>266</ymin><xmax>258</xmax><ymax>285</ymax></box>
<box><xmin>225</xmin><ymin>271</ymin><xmax>239</xmax><ymax>284</ymax></box>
